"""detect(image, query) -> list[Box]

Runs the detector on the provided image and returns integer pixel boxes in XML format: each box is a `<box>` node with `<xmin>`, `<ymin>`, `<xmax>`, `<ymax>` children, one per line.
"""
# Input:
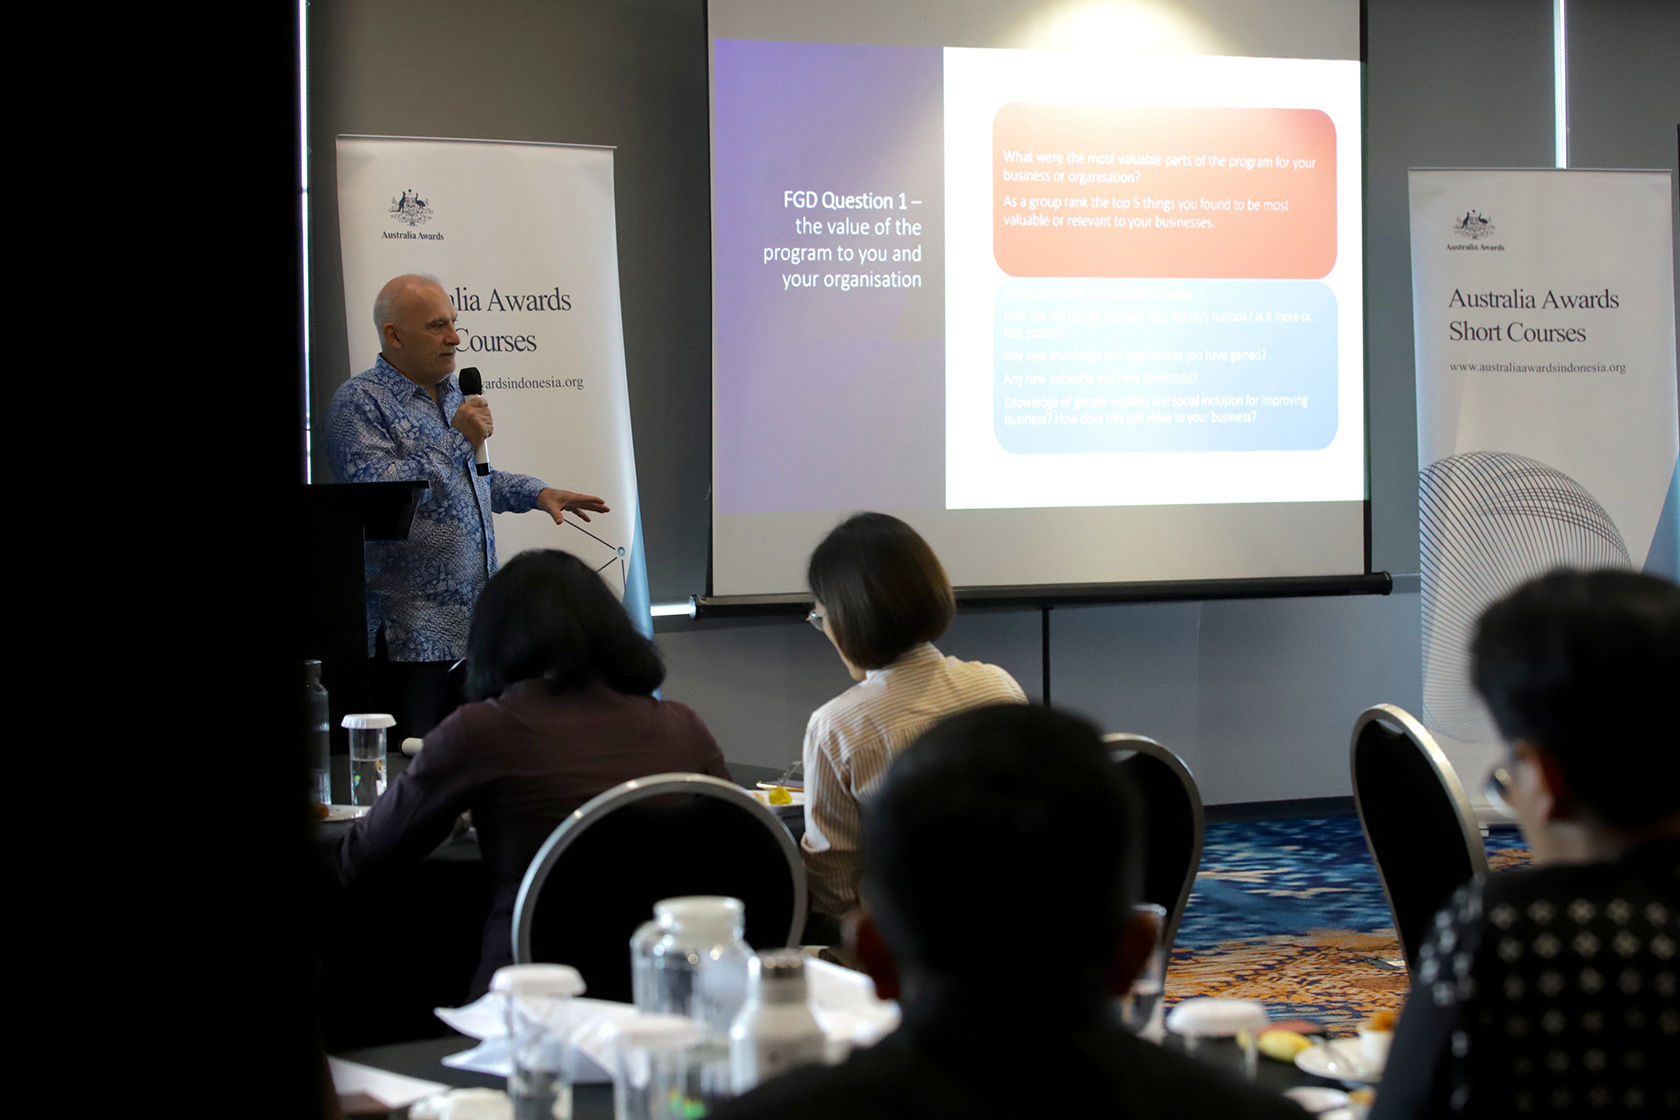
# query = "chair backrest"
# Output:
<box><xmin>1350</xmin><ymin>703</ymin><xmax>1489</xmax><ymax>973</ymax></box>
<box><xmin>1103</xmin><ymin>733</ymin><xmax>1204</xmax><ymax>962</ymax></box>
<box><xmin>512</xmin><ymin>773</ymin><xmax>807</xmax><ymax>1003</ymax></box>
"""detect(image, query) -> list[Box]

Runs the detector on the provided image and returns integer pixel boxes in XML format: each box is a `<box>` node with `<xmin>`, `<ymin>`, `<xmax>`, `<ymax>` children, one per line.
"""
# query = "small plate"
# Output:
<box><xmin>323</xmin><ymin>804</ymin><xmax>370</xmax><ymax>821</ymax></box>
<box><xmin>757</xmin><ymin>781</ymin><xmax>805</xmax><ymax>792</ymax></box>
<box><xmin>751</xmin><ymin>788</ymin><xmax>807</xmax><ymax>808</ymax></box>
<box><xmin>1295</xmin><ymin>1038</ymin><xmax>1382</xmax><ymax>1085</ymax></box>
<box><xmin>1284</xmin><ymin>1085</ymin><xmax>1353</xmax><ymax>1113</ymax></box>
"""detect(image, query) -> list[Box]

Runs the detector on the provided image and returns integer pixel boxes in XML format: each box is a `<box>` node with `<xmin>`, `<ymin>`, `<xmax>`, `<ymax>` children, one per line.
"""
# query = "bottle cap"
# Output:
<box><xmin>491</xmin><ymin>963</ymin><xmax>586</xmax><ymax>998</ymax></box>
<box><xmin>654</xmin><ymin>896</ymin><xmax>744</xmax><ymax>939</ymax></box>
<box><xmin>609</xmin><ymin>1012</ymin><xmax>704</xmax><ymax>1052</ymax></box>
<box><xmin>751</xmin><ymin>949</ymin><xmax>807</xmax><ymax>983</ymax></box>
<box><xmin>409</xmin><ymin>1088</ymin><xmax>513</xmax><ymax>1120</ymax></box>
<box><xmin>342</xmin><ymin>713</ymin><xmax>397</xmax><ymax>729</ymax></box>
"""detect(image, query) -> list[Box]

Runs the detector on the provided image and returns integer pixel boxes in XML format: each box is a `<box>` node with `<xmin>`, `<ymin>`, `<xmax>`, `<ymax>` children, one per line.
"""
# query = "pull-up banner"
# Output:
<box><xmin>1410</xmin><ymin>169</ymin><xmax>1679</xmax><ymax>809</ymax></box>
<box><xmin>335</xmin><ymin>135</ymin><xmax>652</xmax><ymax>632</ymax></box>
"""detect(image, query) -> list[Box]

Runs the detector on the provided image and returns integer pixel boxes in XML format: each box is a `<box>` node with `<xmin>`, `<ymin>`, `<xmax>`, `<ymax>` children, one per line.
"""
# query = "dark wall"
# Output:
<box><xmin>1569</xmin><ymin>0</ymin><xmax>1680</xmax><ymax>174</ymax></box>
<box><xmin>1362</xmin><ymin>0</ymin><xmax>1556</xmax><ymax>573</ymax></box>
<box><xmin>307</xmin><ymin>0</ymin><xmax>713</xmax><ymax>599</ymax></box>
<box><xmin>1568</xmin><ymin>0</ymin><xmax>1680</xmax><ymax>348</ymax></box>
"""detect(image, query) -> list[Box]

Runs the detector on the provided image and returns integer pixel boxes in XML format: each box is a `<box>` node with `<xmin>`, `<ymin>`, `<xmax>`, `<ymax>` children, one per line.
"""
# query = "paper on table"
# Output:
<box><xmin>328</xmin><ymin>1056</ymin><xmax>448</xmax><ymax>1109</ymax></box>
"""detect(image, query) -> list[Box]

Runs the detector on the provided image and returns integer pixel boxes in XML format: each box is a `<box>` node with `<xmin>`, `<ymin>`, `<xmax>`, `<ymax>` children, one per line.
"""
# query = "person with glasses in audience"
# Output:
<box><xmin>1373</xmin><ymin>568</ymin><xmax>1680</xmax><ymax>1118</ymax></box>
<box><xmin>331</xmin><ymin>549</ymin><xmax>728</xmax><ymax>998</ymax></box>
<box><xmin>799</xmin><ymin>513</ymin><xmax>1027</xmax><ymax>941</ymax></box>
<box><xmin>711</xmin><ymin>705</ymin><xmax>1308</xmax><ymax>1120</ymax></box>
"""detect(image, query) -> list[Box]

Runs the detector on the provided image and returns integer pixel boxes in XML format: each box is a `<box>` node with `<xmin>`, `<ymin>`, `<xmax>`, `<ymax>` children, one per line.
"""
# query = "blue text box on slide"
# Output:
<box><xmin>993</xmin><ymin>280</ymin><xmax>1338</xmax><ymax>454</ymax></box>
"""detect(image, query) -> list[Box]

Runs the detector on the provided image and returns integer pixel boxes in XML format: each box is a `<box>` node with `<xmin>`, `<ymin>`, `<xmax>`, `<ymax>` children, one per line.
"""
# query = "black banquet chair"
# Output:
<box><xmin>1350</xmin><ymin>703</ymin><xmax>1489</xmax><ymax>974</ymax></box>
<box><xmin>1103</xmin><ymin>733</ymin><xmax>1205</xmax><ymax>962</ymax></box>
<box><xmin>512</xmin><ymin>773</ymin><xmax>807</xmax><ymax>1003</ymax></box>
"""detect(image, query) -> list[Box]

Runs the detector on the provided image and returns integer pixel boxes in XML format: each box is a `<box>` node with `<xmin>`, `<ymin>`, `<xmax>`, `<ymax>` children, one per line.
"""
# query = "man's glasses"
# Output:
<box><xmin>807</xmin><ymin>609</ymin><xmax>826</xmax><ymax>632</ymax></box>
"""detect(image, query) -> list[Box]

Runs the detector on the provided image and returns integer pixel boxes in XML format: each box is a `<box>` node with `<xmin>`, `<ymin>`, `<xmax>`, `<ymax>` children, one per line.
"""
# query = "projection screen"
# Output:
<box><xmin>709</xmin><ymin>0</ymin><xmax>1365</xmax><ymax>597</ymax></box>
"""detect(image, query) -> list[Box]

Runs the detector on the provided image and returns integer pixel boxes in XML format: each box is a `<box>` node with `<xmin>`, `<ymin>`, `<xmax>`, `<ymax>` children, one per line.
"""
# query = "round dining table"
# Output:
<box><xmin>335</xmin><ymin>1028</ymin><xmax>1358</xmax><ymax>1118</ymax></box>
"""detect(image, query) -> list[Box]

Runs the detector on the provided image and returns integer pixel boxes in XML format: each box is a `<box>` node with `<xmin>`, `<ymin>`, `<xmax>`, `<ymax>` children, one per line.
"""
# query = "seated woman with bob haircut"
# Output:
<box><xmin>801</xmin><ymin>512</ymin><xmax>1027</xmax><ymax>926</ymax></box>
<box><xmin>333</xmin><ymin>549</ymin><xmax>728</xmax><ymax>996</ymax></box>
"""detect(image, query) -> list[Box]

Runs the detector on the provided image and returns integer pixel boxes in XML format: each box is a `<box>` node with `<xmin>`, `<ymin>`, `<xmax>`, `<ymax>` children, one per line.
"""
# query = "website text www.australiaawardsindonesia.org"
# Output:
<box><xmin>1448</xmin><ymin>362</ymin><xmax>1626</xmax><ymax>374</ymax></box>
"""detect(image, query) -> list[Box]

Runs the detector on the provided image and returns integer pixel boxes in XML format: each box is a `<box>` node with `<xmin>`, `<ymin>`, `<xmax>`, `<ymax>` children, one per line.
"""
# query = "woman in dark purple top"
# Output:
<box><xmin>334</xmin><ymin>549</ymin><xmax>729</xmax><ymax>995</ymax></box>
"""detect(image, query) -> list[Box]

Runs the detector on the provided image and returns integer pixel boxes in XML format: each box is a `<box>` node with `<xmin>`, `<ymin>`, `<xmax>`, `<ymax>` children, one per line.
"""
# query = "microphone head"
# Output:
<box><xmin>459</xmin><ymin>366</ymin><xmax>482</xmax><ymax>395</ymax></box>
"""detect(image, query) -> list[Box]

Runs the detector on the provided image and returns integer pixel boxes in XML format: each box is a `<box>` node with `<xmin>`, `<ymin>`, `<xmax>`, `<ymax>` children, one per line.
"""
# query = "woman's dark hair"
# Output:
<box><xmin>1473</xmin><ymin>568</ymin><xmax>1680</xmax><ymax>831</ymax></box>
<box><xmin>464</xmin><ymin>549</ymin><xmax>665</xmax><ymax>700</ymax></box>
<box><xmin>806</xmin><ymin>513</ymin><xmax>956</xmax><ymax>670</ymax></box>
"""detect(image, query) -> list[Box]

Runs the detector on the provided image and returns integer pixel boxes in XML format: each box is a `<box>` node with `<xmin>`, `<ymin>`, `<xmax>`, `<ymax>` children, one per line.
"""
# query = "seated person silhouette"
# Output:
<box><xmin>1373</xmin><ymin>569</ymin><xmax>1680</xmax><ymax>1117</ymax></box>
<box><xmin>711</xmin><ymin>704</ymin><xmax>1306</xmax><ymax>1120</ymax></box>
<box><xmin>333</xmin><ymin>549</ymin><xmax>727</xmax><ymax>997</ymax></box>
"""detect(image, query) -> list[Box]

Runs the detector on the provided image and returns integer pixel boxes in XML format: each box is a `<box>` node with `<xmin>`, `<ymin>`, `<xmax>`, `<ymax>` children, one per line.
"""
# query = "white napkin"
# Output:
<box><xmin>328</xmin><ymin>1056</ymin><xmax>448</xmax><ymax>1109</ymax></box>
<box><xmin>439</xmin><ymin>1035</ymin><xmax>512</xmax><ymax>1079</ymax></box>
<box><xmin>432</xmin><ymin>961</ymin><xmax>900</xmax><ymax>1081</ymax></box>
<box><xmin>434</xmin><ymin>991</ymin><xmax>507</xmax><ymax>1040</ymax></box>
<box><xmin>436</xmin><ymin>994</ymin><xmax>634</xmax><ymax>1082</ymax></box>
<box><xmin>803</xmin><ymin>958</ymin><xmax>901</xmax><ymax>1045</ymax></box>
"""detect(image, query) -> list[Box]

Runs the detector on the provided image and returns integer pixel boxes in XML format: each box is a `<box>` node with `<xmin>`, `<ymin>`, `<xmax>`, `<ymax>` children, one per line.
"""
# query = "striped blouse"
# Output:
<box><xmin>801</xmin><ymin>642</ymin><xmax>1028</xmax><ymax>916</ymax></box>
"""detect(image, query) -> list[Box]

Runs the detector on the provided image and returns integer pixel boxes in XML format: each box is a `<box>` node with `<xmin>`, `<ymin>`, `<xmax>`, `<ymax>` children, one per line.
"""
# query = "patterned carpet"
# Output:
<box><xmin>1164</xmin><ymin>815</ymin><xmax>1530</xmax><ymax>1032</ymax></box>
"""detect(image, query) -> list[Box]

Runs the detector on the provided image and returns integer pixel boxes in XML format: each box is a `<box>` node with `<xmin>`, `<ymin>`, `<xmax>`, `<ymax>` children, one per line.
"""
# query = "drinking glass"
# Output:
<box><xmin>342</xmin><ymin>713</ymin><xmax>394</xmax><ymax>807</ymax></box>
<box><xmin>1119</xmin><ymin>903</ymin><xmax>1167</xmax><ymax>1038</ymax></box>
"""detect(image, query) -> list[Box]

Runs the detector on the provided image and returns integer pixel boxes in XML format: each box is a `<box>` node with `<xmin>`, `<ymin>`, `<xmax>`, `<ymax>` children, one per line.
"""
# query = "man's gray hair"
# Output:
<box><xmin>374</xmin><ymin>273</ymin><xmax>444</xmax><ymax>347</ymax></box>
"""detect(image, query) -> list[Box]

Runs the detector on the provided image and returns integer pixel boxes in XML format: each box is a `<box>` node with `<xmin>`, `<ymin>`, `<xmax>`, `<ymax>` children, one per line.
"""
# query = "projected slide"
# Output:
<box><xmin>714</xmin><ymin>41</ymin><xmax>947</xmax><ymax>515</ymax></box>
<box><xmin>712</xmin><ymin>37</ymin><xmax>1364</xmax><ymax>591</ymax></box>
<box><xmin>942</xmin><ymin>50</ymin><xmax>1361</xmax><ymax>510</ymax></box>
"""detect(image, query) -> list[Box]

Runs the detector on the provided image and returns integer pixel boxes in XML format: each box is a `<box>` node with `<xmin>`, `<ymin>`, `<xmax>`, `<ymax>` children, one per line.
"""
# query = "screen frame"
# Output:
<box><xmin>704</xmin><ymin>1</ymin><xmax>1377</xmax><ymax>604</ymax></box>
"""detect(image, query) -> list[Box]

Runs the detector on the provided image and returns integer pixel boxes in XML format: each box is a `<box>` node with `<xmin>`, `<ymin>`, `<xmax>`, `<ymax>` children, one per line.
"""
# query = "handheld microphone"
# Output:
<box><xmin>458</xmin><ymin>366</ymin><xmax>490</xmax><ymax>476</ymax></box>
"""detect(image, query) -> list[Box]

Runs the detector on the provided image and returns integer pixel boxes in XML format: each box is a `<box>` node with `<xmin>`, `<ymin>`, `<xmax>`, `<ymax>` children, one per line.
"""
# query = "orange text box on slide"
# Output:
<box><xmin>994</xmin><ymin>104</ymin><xmax>1337</xmax><ymax>279</ymax></box>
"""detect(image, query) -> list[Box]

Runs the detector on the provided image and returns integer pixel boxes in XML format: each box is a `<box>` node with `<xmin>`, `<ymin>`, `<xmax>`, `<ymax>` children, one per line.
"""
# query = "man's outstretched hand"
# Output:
<box><xmin>536</xmin><ymin>488</ymin><xmax>611</xmax><ymax>524</ymax></box>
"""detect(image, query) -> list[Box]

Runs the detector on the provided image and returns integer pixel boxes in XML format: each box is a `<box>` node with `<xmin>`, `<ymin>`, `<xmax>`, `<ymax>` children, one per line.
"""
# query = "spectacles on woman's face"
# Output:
<box><xmin>807</xmin><ymin>608</ymin><xmax>826</xmax><ymax>632</ymax></box>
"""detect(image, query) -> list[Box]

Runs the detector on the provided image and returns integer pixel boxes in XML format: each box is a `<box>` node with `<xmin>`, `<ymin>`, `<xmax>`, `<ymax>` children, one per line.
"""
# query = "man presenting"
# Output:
<box><xmin>326</xmin><ymin>273</ymin><xmax>609</xmax><ymax>739</ymax></box>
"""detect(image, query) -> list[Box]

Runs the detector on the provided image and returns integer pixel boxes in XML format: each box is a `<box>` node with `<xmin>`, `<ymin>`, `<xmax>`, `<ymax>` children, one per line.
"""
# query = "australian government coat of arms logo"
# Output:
<box><xmin>1452</xmin><ymin>209</ymin><xmax>1495</xmax><ymax>240</ymax></box>
<box><xmin>389</xmin><ymin>188</ymin><xmax>433</xmax><ymax>227</ymax></box>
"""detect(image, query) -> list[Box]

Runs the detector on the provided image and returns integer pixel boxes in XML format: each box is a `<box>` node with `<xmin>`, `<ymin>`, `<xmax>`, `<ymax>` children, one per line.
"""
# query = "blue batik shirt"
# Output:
<box><xmin>326</xmin><ymin>355</ymin><xmax>547</xmax><ymax>662</ymax></box>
